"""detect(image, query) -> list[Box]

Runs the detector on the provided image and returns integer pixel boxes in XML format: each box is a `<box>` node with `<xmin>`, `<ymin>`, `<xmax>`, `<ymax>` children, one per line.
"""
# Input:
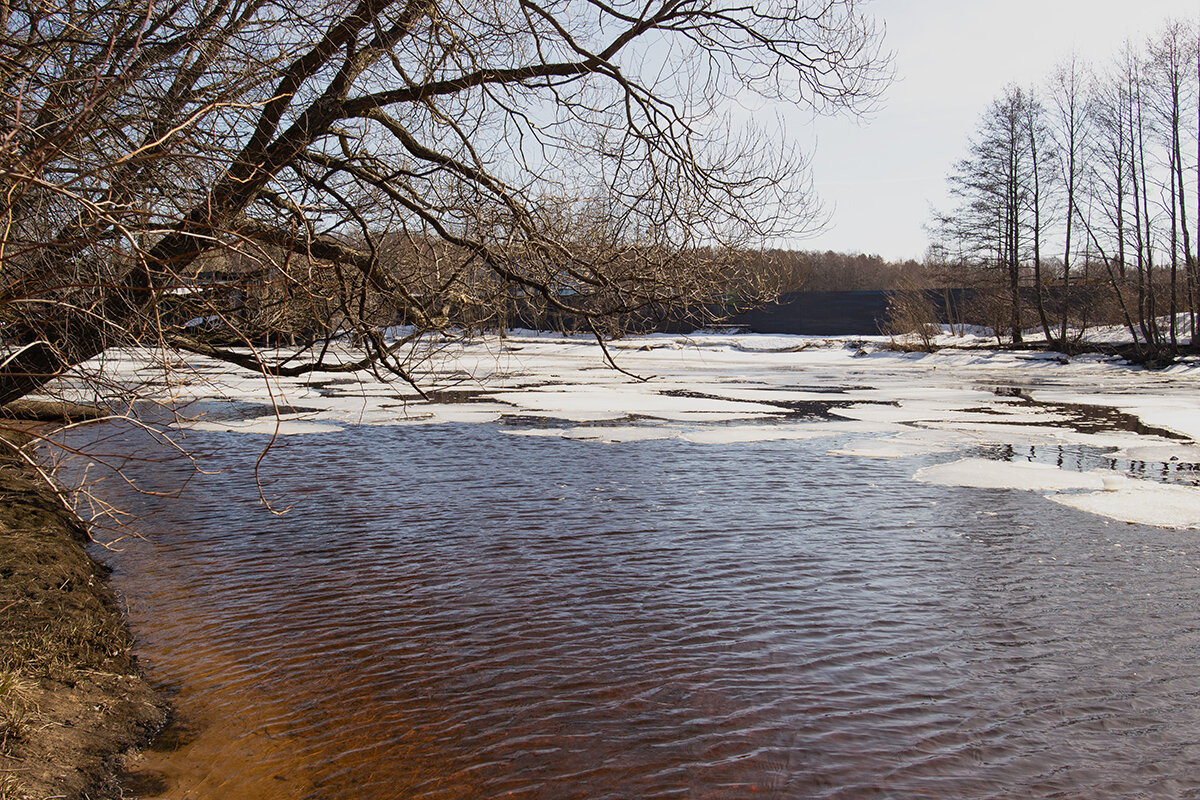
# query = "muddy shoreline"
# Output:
<box><xmin>0</xmin><ymin>427</ymin><xmax>166</xmax><ymax>800</ymax></box>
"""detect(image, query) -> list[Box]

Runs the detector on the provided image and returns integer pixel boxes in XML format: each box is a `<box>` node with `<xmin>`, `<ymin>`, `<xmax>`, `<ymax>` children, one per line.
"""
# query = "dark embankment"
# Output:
<box><xmin>0</xmin><ymin>428</ymin><xmax>165</xmax><ymax>799</ymax></box>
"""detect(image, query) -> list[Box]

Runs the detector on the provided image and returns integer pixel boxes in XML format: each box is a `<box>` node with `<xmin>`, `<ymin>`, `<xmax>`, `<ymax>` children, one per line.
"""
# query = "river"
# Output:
<box><xmin>77</xmin><ymin>415</ymin><xmax>1200</xmax><ymax>800</ymax></box>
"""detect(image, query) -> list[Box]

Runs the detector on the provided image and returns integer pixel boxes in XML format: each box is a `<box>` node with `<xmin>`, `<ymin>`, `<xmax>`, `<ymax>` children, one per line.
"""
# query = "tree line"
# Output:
<box><xmin>741</xmin><ymin>249</ymin><xmax>930</xmax><ymax>294</ymax></box>
<box><xmin>930</xmin><ymin>18</ymin><xmax>1199</xmax><ymax>359</ymax></box>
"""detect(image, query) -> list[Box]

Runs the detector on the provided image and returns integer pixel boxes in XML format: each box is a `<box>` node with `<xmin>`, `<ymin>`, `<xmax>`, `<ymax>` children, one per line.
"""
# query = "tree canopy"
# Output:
<box><xmin>0</xmin><ymin>0</ymin><xmax>889</xmax><ymax>405</ymax></box>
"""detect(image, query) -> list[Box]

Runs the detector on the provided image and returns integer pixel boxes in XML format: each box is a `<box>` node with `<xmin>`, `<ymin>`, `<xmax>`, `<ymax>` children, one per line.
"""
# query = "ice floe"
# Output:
<box><xmin>1048</xmin><ymin>478</ymin><xmax>1200</xmax><ymax>530</ymax></box>
<box><xmin>186</xmin><ymin>416</ymin><xmax>345</xmax><ymax>436</ymax></box>
<box><xmin>913</xmin><ymin>458</ymin><xmax>1107</xmax><ymax>491</ymax></box>
<box><xmin>41</xmin><ymin>330</ymin><xmax>1200</xmax><ymax>528</ymax></box>
<box><xmin>913</xmin><ymin>458</ymin><xmax>1200</xmax><ymax>530</ymax></box>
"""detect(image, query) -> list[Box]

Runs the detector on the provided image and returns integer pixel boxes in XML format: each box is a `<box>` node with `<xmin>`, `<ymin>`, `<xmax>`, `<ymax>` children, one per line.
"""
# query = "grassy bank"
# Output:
<box><xmin>0</xmin><ymin>428</ymin><xmax>165</xmax><ymax>800</ymax></box>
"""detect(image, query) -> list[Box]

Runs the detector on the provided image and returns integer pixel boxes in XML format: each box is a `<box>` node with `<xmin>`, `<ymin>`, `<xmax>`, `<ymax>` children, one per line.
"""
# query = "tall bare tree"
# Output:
<box><xmin>1049</xmin><ymin>55</ymin><xmax>1089</xmax><ymax>346</ymax></box>
<box><xmin>1147</xmin><ymin>19</ymin><xmax>1198</xmax><ymax>348</ymax></box>
<box><xmin>0</xmin><ymin>0</ymin><xmax>890</xmax><ymax>406</ymax></box>
<box><xmin>1022</xmin><ymin>87</ymin><xmax>1056</xmax><ymax>343</ymax></box>
<box><xmin>937</xmin><ymin>85</ymin><xmax>1040</xmax><ymax>344</ymax></box>
<box><xmin>1078</xmin><ymin>46</ymin><xmax>1145</xmax><ymax>346</ymax></box>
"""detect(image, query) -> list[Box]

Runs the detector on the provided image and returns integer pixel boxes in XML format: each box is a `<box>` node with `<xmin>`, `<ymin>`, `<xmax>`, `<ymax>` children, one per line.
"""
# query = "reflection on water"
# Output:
<box><xmin>993</xmin><ymin>441</ymin><xmax>1200</xmax><ymax>483</ymax></box>
<box><xmin>85</xmin><ymin>423</ymin><xmax>1200</xmax><ymax>799</ymax></box>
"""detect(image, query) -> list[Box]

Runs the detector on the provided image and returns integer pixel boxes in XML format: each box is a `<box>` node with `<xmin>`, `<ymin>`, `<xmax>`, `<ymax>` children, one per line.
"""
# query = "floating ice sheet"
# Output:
<box><xmin>914</xmin><ymin>458</ymin><xmax>1200</xmax><ymax>529</ymax></box>
<box><xmin>913</xmin><ymin>459</ymin><xmax>1107</xmax><ymax>491</ymax></box>
<box><xmin>184</xmin><ymin>416</ymin><xmax>344</xmax><ymax>436</ymax></box>
<box><xmin>677</xmin><ymin>423</ymin><xmax>882</xmax><ymax>444</ymax></box>
<box><xmin>828</xmin><ymin>438</ymin><xmax>956</xmax><ymax>459</ymax></box>
<box><xmin>45</xmin><ymin>332</ymin><xmax>1200</xmax><ymax>529</ymax></box>
<box><xmin>1048</xmin><ymin>480</ymin><xmax>1200</xmax><ymax>529</ymax></box>
<box><xmin>1114</xmin><ymin>444</ymin><xmax>1200</xmax><ymax>464</ymax></box>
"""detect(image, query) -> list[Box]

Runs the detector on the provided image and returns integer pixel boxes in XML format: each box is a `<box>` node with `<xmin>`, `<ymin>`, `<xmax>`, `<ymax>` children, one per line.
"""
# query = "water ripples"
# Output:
<box><xmin>85</xmin><ymin>423</ymin><xmax>1200</xmax><ymax>799</ymax></box>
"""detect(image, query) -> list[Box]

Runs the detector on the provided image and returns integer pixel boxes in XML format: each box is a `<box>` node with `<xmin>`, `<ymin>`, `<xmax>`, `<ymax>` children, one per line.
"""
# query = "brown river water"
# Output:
<box><xmin>78</xmin><ymin>421</ymin><xmax>1200</xmax><ymax>799</ymax></box>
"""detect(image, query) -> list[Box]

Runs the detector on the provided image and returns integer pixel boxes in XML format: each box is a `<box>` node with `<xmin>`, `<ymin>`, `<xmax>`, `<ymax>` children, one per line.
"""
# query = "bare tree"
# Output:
<box><xmin>935</xmin><ymin>85</ymin><xmax>1040</xmax><ymax>344</ymax></box>
<box><xmin>1146</xmin><ymin>19</ymin><xmax>1198</xmax><ymax>348</ymax></box>
<box><xmin>1128</xmin><ymin>43</ymin><xmax>1162</xmax><ymax>347</ymax></box>
<box><xmin>1078</xmin><ymin>47</ymin><xmax>1146</xmax><ymax>347</ymax></box>
<box><xmin>0</xmin><ymin>0</ymin><xmax>891</xmax><ymax>408</ymax></box>
<box><xmin>1022</xmin><ymin>87</ymin><xmax>1056</xmax><ymax>344</ymax></box>
<box><xmin>882</xmin><ymin>273</ymin><xmax>939</xmax><ymax>352</ymax></box>
<box><xmin>1049</xmin><ymin>55</ymin><xmax>1089</xmax><ymax>346</ymax></box>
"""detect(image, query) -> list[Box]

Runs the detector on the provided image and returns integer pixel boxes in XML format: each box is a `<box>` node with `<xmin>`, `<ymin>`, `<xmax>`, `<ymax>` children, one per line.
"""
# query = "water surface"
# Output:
<box><xmin>87</xmin><ymin>423</ymin><xmax>1200</xmax><ymax>799</ymax></box>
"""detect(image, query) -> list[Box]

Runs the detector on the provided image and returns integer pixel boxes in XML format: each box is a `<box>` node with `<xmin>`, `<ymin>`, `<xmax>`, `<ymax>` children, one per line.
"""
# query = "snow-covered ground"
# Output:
<box><xmin>56</xmin><ymin>330</ymin><xmax>1200</xmax><ymax>529</ymax></box>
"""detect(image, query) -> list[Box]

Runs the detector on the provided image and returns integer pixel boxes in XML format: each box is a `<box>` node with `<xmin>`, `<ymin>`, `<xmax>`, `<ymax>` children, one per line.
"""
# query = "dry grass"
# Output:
<box><xmin>0</xmin><ymin>435</ymin><xmax>165</xmax><ymax>799</ymax></box>
<box><xmin>0</xmin><ymin>772</ymin><xmax>21</xmax><ymax>800</ymax></box>
<box><xmin>0</xmin><ymin>673</ymin><xmax>30</xmax><ymax>752</ymax></box>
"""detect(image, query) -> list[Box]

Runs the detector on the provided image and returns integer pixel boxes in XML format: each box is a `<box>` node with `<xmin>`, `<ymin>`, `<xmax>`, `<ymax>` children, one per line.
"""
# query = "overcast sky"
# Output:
<box><xmin>788</xmin><ymin>0</ymin><xmax>1200</xmax><ymax>261</ymax></box>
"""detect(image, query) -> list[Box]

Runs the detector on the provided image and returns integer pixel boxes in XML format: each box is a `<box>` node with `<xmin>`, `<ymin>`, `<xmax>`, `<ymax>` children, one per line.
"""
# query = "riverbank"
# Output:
<box><xmin>0</xmin><ymin>427</ymin><xmax>165</xmax><ymax>800</ymax></box>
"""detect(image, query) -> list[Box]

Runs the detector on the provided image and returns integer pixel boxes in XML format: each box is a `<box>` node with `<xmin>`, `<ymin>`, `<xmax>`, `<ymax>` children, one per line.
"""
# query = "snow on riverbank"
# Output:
<box><xmin>49</xmin><ymin>331</ymin><xmax>1200</xmax><ymax>529</ymax></box>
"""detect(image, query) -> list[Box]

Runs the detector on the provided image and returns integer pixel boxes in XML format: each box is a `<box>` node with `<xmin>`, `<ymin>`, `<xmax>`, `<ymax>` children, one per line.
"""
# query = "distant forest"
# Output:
<box><xmin>745</xmin><ymin>250</ymin><xmax>930</xmax><ymax>293</ymax></box>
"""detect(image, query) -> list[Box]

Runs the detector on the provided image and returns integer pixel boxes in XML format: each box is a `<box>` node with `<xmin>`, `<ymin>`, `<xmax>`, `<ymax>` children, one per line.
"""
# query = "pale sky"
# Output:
<box><xmin>790</xmin><ymin>0</ymin><xmax>1200</xmax><ymax>261</ymax></box>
